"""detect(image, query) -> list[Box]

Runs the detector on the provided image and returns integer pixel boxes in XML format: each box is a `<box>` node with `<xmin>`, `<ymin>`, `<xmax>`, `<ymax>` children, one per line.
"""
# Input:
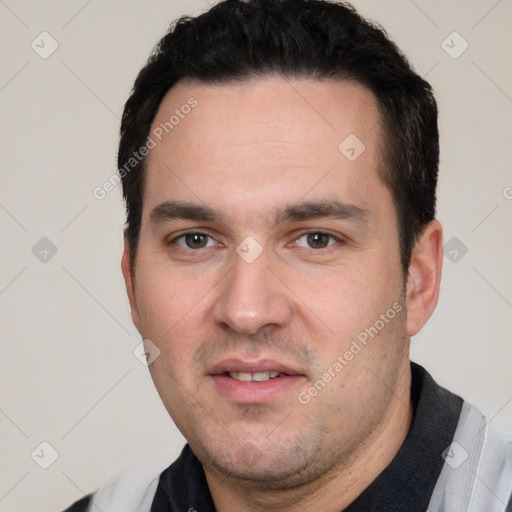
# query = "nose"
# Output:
<box><xmin>212</xmin><ymin>252</ymin><xmax>293</xmax><ymax>336</ymax></box>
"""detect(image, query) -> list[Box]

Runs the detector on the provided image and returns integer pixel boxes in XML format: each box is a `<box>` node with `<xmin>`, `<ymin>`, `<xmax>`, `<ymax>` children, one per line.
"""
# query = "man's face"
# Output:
<box><xmin>125</xmin><ymin>78</ymin><xmax>412</xmax><ymax>487</ymax></box>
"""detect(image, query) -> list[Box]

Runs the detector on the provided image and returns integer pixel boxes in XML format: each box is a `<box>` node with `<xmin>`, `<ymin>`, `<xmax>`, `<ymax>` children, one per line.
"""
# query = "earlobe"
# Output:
<box><xmin>121</xmin><ymin>237</ymin><xmax>142</xmax><ymax>334</ymax></box>
<box><xmin>405</xmin><ymin>220</ymin><xmax>443</xmax><ymax>337</ymax></box>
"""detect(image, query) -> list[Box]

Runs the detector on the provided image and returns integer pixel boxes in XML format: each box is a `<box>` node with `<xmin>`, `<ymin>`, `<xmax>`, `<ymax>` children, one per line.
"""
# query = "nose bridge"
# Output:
<box><xmin>213</xmin><ymin>252</ymin><xmax>292</xmax><ymax>335</ymax></box>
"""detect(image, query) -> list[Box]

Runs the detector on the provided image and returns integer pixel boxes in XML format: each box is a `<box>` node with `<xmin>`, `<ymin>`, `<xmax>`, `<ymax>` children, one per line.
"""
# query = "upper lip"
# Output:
<box><xmin>208</xmin><ymin>358</ymin><xmax>303</xmax><ymax>376</ymax></box>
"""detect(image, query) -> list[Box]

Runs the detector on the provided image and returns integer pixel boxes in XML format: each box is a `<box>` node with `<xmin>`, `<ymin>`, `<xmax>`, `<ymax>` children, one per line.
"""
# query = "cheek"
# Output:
<box><xmin>290</xmin><ymin>259</ymin><xmax>400</xmax><ymax>339</ymax></box>
<box><xmin>133</xmin><ymin>265</ymin><xmax>215</xmax><ymax>376</ymax></box>
<box><xmin>136</xmin><ymin>258</ymin><xmax>209</xmax><ymax>327</ymax></box>
<box><xmin>135</xmin><ymin>268</ymin><xmax>211</xmax><ymax>414</ymax></box>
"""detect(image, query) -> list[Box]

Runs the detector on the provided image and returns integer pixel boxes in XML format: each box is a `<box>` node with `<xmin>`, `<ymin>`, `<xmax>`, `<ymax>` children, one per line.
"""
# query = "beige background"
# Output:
<box><xmin>0</xmin><ymin>1</ymin><xmax>511</xmax><ymax>511</ymax></box>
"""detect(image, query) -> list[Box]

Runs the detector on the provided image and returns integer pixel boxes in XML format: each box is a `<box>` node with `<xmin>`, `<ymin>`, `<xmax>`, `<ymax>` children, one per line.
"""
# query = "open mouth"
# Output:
<box><xmin>227</xmin><ymin>371</ymin><xmax>286</xmax><ymax>382</ymax></box>
<box><xmin>208</xmin><ymin>360</ymin><xmax>305</xmax><ymax>403</ymax></box>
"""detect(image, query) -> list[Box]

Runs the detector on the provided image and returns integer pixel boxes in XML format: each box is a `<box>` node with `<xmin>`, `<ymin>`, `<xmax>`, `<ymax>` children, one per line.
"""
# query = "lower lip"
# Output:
<box><xmin>210</xmin><ymin>374</ymin><xmax>305</xmax><ymax>404</ymax></box>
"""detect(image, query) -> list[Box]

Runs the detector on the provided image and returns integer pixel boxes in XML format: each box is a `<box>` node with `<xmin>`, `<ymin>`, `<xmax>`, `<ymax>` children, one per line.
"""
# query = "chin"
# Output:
<box><xmin>200</xmin><ymin>437</ymin><xmax>321</xmax><ymax>489</ymax></box>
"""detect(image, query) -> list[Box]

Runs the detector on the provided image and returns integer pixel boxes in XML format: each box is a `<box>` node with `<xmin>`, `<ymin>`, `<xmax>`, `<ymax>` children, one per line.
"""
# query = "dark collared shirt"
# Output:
<box><xmin>64</xmin><ymin>363</ymin><xmax>465</xmax><ymax>512</ymax></box>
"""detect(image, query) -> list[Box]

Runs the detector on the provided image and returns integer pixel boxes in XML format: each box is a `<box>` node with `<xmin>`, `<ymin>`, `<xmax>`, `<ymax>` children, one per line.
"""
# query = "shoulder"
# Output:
<box><xmin>60</xmin><ymin>468</ymin><xmax>160</xmax><ymax>512</ymax></box>
<box><xmin>428</xmin><ymin>400</ymin><xmax>512</xmax><ymax>512</ymax></box>
<box><xmin>61</xmin><ymin>495</ymin><xmax>92</xmax><ymax>512</ymax></box>
<box><xmin>60</xmin><ymin>445</ymin><xmax>206</xmax><ymax>512</ymax></box>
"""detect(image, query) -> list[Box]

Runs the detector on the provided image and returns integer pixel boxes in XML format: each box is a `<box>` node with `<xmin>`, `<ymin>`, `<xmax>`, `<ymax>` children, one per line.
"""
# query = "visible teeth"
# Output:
<box><xmin>252</xmin><ymin>371</ymin><xmax>269</xmax><ymax>382</ymax></box>
<box><xmin>228</xmin><ymin>371</ymin><xmax>283</xmax><ymax>382</ymax></box>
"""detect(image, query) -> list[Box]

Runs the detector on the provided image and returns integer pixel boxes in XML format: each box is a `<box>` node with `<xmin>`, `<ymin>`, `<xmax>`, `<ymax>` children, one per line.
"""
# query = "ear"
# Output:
<box><xmin>121</xmin><ymin>235</ymin><xmax>142</xmax><ymax>334</ymax></box>
<box><xmin>405</xmin><ymin>220</ymin><xmax>443</xmax><ymax>336</ymax></box>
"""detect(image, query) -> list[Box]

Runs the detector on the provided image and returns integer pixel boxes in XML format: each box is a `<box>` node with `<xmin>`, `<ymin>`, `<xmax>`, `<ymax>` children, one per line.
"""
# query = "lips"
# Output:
<box><xmin>209</xmin><ymin>358</ymin><xmax>302</xmax><ymax>377</ymax></box>
<box><xmin>208</xmin><ymin>358</ymin><xmax>306</xmax><ymax>404</ymax></box>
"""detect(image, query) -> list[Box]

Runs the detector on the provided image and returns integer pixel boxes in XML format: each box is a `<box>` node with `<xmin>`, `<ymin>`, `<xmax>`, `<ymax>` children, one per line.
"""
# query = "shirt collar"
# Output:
<box><xmin>343</xmin><ymin>362</ymin><xmax>463</xmax><ymax>511</ymax></box>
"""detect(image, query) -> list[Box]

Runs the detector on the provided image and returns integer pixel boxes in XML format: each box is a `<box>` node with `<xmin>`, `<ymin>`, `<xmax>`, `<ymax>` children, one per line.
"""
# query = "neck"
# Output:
<box><xmin>205</xmin><ymin>362</ymin><xmax>413</xmax><ymax>512</ymax></box>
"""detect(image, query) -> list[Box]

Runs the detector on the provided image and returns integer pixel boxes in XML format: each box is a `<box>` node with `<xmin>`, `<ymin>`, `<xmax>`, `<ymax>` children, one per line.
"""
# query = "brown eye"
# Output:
<box><xmin>185</xmin><ymin>233</ymin><xmax>208</xmax><ymax>248</ymax></box>
<box><xmin>306</xmin><ymin>233</ymin><xmax>331</xmax><ymax>249</ymax></box>
<box><xmin>175</xmin><ymin>233</ymin><xmax>214</xmax><ymax>249</ymax></box>
<box><xmin>294</xmin><ymin>232</ymin><xmax>340</xmax><ymax>250</ymax></box>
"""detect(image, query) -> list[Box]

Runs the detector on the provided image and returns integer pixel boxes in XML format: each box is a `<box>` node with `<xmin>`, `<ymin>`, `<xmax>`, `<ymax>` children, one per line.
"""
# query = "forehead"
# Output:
<box><xmin>143</xmin><ymin>77</ymin><xmax>387</xmax><ymax>222</ymax></box>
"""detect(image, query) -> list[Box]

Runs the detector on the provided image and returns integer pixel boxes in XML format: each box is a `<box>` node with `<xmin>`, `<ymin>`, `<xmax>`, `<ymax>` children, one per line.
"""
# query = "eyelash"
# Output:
<box><xmin>169</xmin><ymin>232</ymin><xmax>219</xmax><ymax>250</ymax></box>
<box><xmin>294</xmin><ymin>232</ymin><xmax>339</xmax><ymax>250</ymax></box>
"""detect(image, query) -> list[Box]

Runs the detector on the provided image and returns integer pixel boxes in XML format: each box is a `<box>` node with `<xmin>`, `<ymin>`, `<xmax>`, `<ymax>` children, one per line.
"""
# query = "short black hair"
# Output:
<box><xmin>119</xmin><ymin>0</ymin><xmax>439</xmax><ymax>273</ymax></box>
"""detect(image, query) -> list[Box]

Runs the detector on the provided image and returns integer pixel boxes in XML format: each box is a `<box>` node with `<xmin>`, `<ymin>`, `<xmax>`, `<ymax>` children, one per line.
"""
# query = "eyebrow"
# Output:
<box><xmin>149</xmin><ymin>199</ymin><xmax>369</xmax><ymax>227</ymax></box>
<box><xmin>274</xmin><ymin>200</ymin><xmax>369</xmax><ymax>225</ymax></box>
<box><xmin>150</xmin><ymin>201</ymin><xmax>219</xmax><ymax>224</ymax></box>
